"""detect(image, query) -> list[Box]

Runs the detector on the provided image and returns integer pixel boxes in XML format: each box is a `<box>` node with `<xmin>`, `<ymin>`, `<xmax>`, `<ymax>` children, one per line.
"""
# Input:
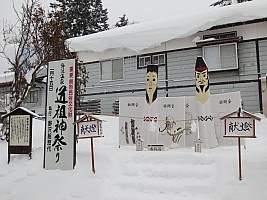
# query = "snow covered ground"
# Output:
<box><xmin>0</xmin><ymin>115</ymin><xmax>267</xmax><ymax>200</ymax></box>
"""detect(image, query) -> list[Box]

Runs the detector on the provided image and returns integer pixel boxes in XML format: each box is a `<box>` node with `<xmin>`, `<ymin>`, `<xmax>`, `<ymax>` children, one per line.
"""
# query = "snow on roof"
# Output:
<box><xmin>0</xmin><ymin>66</ymin><xmax>47</xmax><ymax>85</ymax></box>
<box><xmin>67</xmin><ymin>0</ymin><xmax>267</xmax><ymax>53</ymax></box>
<box><xmin>2</xmin><ymin>106</ymin><xmax>40</xmax><ymax>118</ymax></box>
<box><xmin>0</xmin><ymin>72</ymin><xmax>14</xmax><ymax>84</ymax></box>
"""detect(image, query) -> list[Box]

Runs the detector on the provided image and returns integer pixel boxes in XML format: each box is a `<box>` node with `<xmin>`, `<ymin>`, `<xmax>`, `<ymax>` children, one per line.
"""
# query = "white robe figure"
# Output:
<box><xmin>185</xmin><ymin>57</ymin><xmax>242</xmax><ymax>148</ymax></box>
<box><xmin>143</xmin><ymin>98</ymin><xmax>159</xmax><ymax>145</ymax></box>
<box><xmin>197</xmin><ymin>97</ymin><xmax>218</xmax><ymax>148</ymax></box>
<box><xmin>184</xmin><ymin>96</ymin><xmax>217</xmax><ymax>148</ymax></box>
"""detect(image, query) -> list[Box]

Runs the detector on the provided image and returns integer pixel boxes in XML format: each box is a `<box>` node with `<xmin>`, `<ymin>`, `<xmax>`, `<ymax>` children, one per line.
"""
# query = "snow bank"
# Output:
<box><xmin>0</xmin><ymin>115</ymin><xmax>266</xmax><ymax>200</ymax></box>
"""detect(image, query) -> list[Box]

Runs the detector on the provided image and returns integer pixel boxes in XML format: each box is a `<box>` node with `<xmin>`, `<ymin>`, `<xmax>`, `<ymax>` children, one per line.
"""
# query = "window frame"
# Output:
<box><xmin>137</xmin><ymin>53</ymin><xmax>166</xmax><ymax>69</ymax></box>
<box><xmin>152</xmin><ymin>54</ymin><xmax>165</xmax><ymax>65</ymax></box>
<box><xmin>100</xmin><ymin>58</ymin><xmax>124</xmax><ymax>82</ymax></box>
<box><xmin>26</xmin><ymin>90</ymin><xmax>38</xmax><ymax>103</ymax></box>
<box><xmin>202</xmin><ymin>42</ymin><xmax>238</xmax><ymax>72</ymax></box>
<box><xmin>138</xmin><ymin>56</ymin><xmax>151</xmax><ymax>68</ymax></box>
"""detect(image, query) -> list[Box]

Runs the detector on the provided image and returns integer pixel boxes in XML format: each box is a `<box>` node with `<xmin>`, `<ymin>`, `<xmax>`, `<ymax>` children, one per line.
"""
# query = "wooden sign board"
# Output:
<box><xmin>79</xmin><ymin>121</ymin><xmax>103</xmax><ymax>138</ymax></box>
<box><xmin>224</xmin><ymin>117</ymin><xmax>255</xmax><ymax>138</ymax></box>
<box><xmin>2</xmin><ymin>107</ymin><xmax>39</xmax><ymax>164</ymax></box>
<box><xmin>73</xmin><ymin>114</ymin><xmax>104</xmax><ymax>139</ymax></box>
<box><xmin>8</xmin><ymin>114</ymin><xmax>32</xmax><ymax>163</ymax></box>
<box><xmin>73</xmin><ymin>114</ymin><xmax>104</xmax><ymax>173</ymax></box>
<box><xmin>220</xmin><ymin>108</ymin><xmax>260</xmax><ymax>180</ymax></box>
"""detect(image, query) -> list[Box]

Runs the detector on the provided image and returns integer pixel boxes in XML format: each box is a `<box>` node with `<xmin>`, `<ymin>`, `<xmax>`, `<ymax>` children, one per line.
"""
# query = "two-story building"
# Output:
<box><xmin>67</xmin><ymin>1</ymin><xmax>267</xmax><ymax>115</ymax></box>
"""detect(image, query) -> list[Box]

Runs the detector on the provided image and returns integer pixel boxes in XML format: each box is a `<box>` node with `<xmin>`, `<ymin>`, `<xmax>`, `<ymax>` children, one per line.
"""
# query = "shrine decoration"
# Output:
<box><xmin>194</xmin><ymin>139</ymin><xmax>203</xmax><ymax>153</ymax></box>
<box><xmin>220</xmin><ymin>107</ymin><xmax>261</xmax><ymax>180</ymax></box>
<box><xmin>73</xmin><ymin>113</ymin><xmax>103</xmax><ymax>139</ymax></box>
<box><xmin>73</xmin><ymin>113</ymin><xmax>104</xmax><ymax>173</ymax></box>
<box><xmin>136</xmin><ymin>133</ymin><xmax>144</xmax><ymax>151</ymax></box>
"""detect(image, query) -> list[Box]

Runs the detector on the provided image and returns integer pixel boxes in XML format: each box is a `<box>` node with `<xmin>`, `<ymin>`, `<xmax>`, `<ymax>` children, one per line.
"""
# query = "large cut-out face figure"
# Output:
<box><xmin>195</xmin><ymin>57</ymin><xmax>210</xmax><ymax>104</ymax></box>
<box><xmin>146</xmin><ymin>65</ymin><xmax>158</xmax><ymax>105</ymax></box>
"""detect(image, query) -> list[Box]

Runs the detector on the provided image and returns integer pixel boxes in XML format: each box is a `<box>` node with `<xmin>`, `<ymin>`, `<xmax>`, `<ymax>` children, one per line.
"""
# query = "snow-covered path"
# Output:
<box><xmin>99</xmin><ymin>149</ymin><xmax>216</xmax><ymax>200</ymax></box>
<box><xmin>0</xmin><ymin>115</ymin><xmax>266</xmax><ymax>200</ymax></box>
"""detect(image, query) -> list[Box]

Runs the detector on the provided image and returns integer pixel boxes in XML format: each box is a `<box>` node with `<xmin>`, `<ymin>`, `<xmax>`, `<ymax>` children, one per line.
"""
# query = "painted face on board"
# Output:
<box><xmin>146</xmin><ymin>64</ymin><xmax>158</xmax><ymax>105</ymax></box>
<box><xmin>196</xmin><ymin>70</ymin><xmax>209</xmax><ymax>92</ymax></box>
<box><xmin>146</xmin><ymin>72</ymin><xmax>158</xmax><ymax>94</ymax></box>
<box><xmin>195</xmin><ymin>57</ymin><xmax>210</xmax><ymax>104</ymax></box>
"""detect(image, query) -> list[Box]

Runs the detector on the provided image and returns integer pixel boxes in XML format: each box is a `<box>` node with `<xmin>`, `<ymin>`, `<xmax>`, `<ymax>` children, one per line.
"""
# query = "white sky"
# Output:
<box><xmin>101</xmin><ymin>0</ymin><xmax>215</xmax><ymax>26</ymax></box>
<box><xmin>0</xmin><ymin>0</ymin><xmax>216</xmax><ymax>31</ymax></box>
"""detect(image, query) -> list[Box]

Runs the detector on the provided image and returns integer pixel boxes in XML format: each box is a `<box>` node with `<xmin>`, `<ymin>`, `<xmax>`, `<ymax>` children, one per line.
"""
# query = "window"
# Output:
<box><xmin>152</xmin><ymin>54</ymin><xmax>165</xmax><ymax>65</ymax></box>
<box><xmin>139</xmin><ymin>56</ymin><xmax>151</xmax><ymax>68</ymax></box>
<box><xmin>203</xmin><ymin>43</ymin><xmax>238</xmax><ymax>71</ymax></box>
<box><xmin>26</xmin><ymin>90</ymin><xmax>38</xmax><ymax>103</ymax></box>
<box><xmin>100</xmin><ymin>58</ymin><xmax>123</xmax><ymax>81</ymax></box>
<box><xmin>138</xmin><ymin>53</ymin><xmax>165</xmax><ymax>68</ymax></box>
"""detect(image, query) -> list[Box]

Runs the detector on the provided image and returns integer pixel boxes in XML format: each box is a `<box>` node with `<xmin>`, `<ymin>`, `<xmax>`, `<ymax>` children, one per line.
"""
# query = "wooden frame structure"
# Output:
<box><xmin>73</xmin><ymin>113</ymin><xmax>104</xmax><ymax>173</ymax></box>
<box><xmin>73</xmin><ymin>113</ymin><xmax>103</xmax><ymax>139</ymax></box>
<box><xmin>2</xmin><ymin>107</ymin><xmax>39</xmax><ymax>164</ymax></box>
<box><xmin>220</xmin><ymin>107</ymin><xmax>261</xmax><ymax>180</ymax></box>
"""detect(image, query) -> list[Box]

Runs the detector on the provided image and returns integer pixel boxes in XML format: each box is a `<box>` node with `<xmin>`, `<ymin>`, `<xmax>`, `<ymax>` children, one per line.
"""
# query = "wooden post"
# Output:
<box><xmin>238</xmin><ymin>137</ymin><xmax>242</xmax><ymax>181</ymax></box>
<box><xmin>90</xmin><ymin>138</ymin><xmax>95</xmax><ymax>174</ymax></box>
<box><xmin>237</xmin><ymin>107</ymin><xmax>242</xmax><ymax>180</ymax></box>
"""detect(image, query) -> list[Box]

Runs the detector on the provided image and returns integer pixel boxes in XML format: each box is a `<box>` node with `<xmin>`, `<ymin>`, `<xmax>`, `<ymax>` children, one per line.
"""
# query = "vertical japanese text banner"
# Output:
<box><xmin>44</xmin><ymin>59</ymin><xmax>76</xmax><ymax>170</ymax></box>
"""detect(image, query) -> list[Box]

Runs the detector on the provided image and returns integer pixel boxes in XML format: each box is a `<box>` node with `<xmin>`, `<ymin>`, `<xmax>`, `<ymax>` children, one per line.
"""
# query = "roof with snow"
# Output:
<box><xmin>2</xmin><ymin>106</ymin><xmax>40</xmax><ymax>118</ymax></box>
<box><xmin>0</xmin><ymin>72</ymin><xmax>14</xmax><ymax>85</ymax></box>
<box><xmin>67</xmin><ymin>0</ymin><xmax>267</xmax><ymax>53</ymax></box>
<box><xmin>0</xmin><ymin>66</ymin><xmax>47</xmax><ymax>85</ymax></box>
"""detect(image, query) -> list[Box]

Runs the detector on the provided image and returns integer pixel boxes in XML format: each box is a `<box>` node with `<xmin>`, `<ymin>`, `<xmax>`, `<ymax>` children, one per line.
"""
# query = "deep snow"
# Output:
<box><xmin>0</xmin><ymin>114</ymin><xmax>266</xmax><ymax>200</ymax></box>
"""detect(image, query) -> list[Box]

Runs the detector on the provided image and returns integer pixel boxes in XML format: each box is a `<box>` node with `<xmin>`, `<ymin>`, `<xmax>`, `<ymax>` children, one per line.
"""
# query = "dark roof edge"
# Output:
<box><xmin>209</xmin><ymin>17</ymin><xmax>267</xmax><ymax>31</ymax></box>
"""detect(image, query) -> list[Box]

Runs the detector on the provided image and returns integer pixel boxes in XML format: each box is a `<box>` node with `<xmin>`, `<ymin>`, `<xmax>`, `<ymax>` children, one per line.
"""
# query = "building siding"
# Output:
<box><xmin>81</xmin><ymin>39</ymin><xmax>267</xmax><ymax>114</ymax></box>
<box><xmin>259</xmin><ymin>40</ymin><xmax>267</xmax><ymax>75</ymax></box>
<box><xmin>22</xmin><ymin>82</ymin><xmax>47</xmax><ymax>116</ymax></box>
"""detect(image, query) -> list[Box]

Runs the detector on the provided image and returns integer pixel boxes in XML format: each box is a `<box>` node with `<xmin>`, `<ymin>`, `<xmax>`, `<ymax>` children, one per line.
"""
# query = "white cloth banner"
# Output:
<box><xmin>119</xmin><ymin>91</ymin><xmax>242</xmax><ymax>148</ymax></box>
